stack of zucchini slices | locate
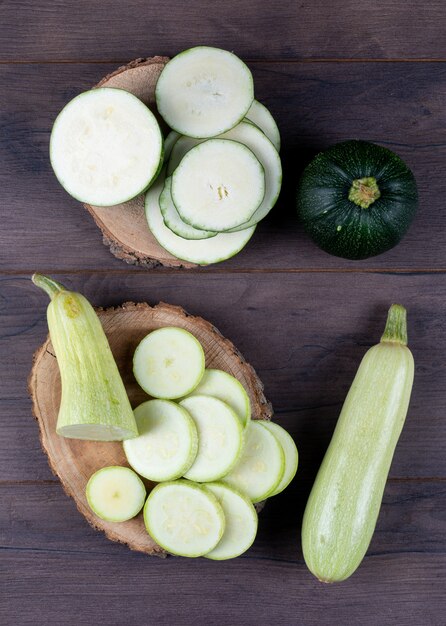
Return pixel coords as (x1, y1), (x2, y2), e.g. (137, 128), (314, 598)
(86, 326), (298, 560)
(147, 46), (282, 265)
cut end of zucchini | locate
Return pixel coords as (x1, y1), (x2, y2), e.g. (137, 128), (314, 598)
(133, 326), (205, 399)
(86, 466), (146, 522)
(57, 423), (138, 441)
(156, 46), (254, 138)
(144, 480), (225, 557)
(50, 87), (163, 206)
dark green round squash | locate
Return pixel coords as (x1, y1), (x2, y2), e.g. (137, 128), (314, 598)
(296, 140), (418, 260)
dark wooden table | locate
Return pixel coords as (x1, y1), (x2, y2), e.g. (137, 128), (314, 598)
(1, 2), (445, 624)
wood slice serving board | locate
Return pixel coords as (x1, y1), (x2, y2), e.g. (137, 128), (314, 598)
(83, 57), (201, 269)
(29, 302), (272, 556)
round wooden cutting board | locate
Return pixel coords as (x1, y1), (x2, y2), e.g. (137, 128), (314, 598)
(83, 57), (202, 269)
(29, 302), (272, 556)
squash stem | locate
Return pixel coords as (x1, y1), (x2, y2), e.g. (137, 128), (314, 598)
(32, 273), (66, 300)
(348, 177), (381, 209)
(380, 304), (408, 346)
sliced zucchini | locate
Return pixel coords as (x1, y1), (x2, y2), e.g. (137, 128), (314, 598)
(144, 480), (225, 557)
(145, 170), (256, 265)
(171, 139), (265, 231)
(245, 99), (281, 152)
(50, 87), (163, 206)
(133, 327), (205, 399)
(123, 400), (198, 481)
(180, 396), (244, 482)
(204, 482), (258, 560)
(86, 466), (146, 522)
(160, 177), (217, 240)
(155, 46), (254, 139)
(259, 421), (298, 496)
(167, 122), (281, 230)
(163, 130), (180, 162)
(222, 420), (285, 503)
(186, 368), (251, 427)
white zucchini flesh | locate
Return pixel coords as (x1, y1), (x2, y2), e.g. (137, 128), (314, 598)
(160, 177), (217, 240)
(50, 87), (163, 206)
(163, 130), (180, 162)
(185, 368), (251, 427)
(155, 46), (254, 139)
(168, 122), (281, 230)
(145, 170), (256, 265)
(171, 139), (265, 231)
(204, 483), (258, 560)
(86, 466), (146, 523)
(133, 327), (205, 399)
(245, 100), (281, 152)
(180, 396), (244, 482)
(222, 420), (285, 503)
(123, 400), (198, 481)
(144, 480), (225, 557)
(259, 421), (298, 495)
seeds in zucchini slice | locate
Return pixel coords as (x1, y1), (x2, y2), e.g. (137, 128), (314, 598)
(155, 46), (254, 138)
(160, 177), (217, 240)
(204, 482), (258, 560)
(180, 396), (244, 482)
(133, 327), (205, 399)
(145, 169), (256, 265)
(86, 466), (146, 523)
(245, 99), (281, 152)
(185, 368), (251, 427)
(259, 421), (298, 495)
(50, 87), (163, 206)
(171, 139), (265, 232)
(222, 420), (285, 503)
(123, 400), (198, 481)
(144, 480), (225, 557)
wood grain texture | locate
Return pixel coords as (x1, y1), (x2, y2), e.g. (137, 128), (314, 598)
(0, 0), (445, 61)
(28, 301), (271, 555)
(1, 61), (445, 271)
(2, 272), (446, 482)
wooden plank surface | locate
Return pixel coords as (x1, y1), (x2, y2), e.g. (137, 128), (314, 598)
(1, 1), (446, 624)
(0, 1), (445, 61)
(1, 62), (445, 271)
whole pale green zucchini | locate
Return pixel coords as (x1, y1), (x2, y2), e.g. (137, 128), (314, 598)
(302, 304), (414, 582)
(33, 274), (138, 441)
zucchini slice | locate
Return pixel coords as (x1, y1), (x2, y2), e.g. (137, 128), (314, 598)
(180, 395), (244, 482)
(185, 368), (251, 427)
(160, 177), (217, 240)
(86, 466), (146, 522)
(133, 327), (205, 399)
(222, 420), (285, 503)
(123, 400), (198, 481)
(245, 100), (281, 152)
(163, 130), (180, 163)
(144, 480), (225, 557)
(204, 482), (258, 560)
(167, 122), (281, 230)
(259, 421), (298, 495)
(145, 170), (256, 265)
(155, 46), (254, 138)
(50, 87), (163, 206)
(171, 139), (265, 231)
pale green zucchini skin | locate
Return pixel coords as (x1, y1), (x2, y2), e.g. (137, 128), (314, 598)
(301, 305), (414, 583)
(32, 274), (138, 441)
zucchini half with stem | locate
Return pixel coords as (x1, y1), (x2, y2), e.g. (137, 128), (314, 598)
(32, 273), (138, 441)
